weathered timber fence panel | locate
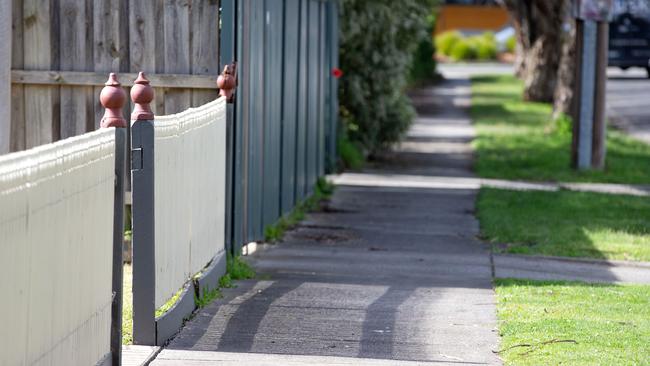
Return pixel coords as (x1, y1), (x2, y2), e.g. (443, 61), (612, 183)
(228, 0), (339, 252)
(131, 81), (228, 345)
(0, 127), (122, 366)
(9, 0), (220, 152)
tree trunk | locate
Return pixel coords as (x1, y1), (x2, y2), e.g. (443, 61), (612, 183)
(553, 12), (576, 120)
(499, 0), (566, 103)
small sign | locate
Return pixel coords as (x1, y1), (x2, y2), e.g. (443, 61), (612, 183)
(574, 0), (614, 21)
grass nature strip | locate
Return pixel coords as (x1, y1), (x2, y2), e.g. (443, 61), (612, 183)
(471, 75), (650, 184)
(494, 279), (650, 366)
(477, 188), (650, 261)
(472, 75), (650, 262)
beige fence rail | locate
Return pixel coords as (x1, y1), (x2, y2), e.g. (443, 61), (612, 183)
(153, 97), (227, 308)
(0, 128), (117, 366)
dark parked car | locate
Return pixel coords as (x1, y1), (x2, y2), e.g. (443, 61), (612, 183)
(609, 0), (650, 76)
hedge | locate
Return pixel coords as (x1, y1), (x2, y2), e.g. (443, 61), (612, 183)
(339, 0), (437, 156)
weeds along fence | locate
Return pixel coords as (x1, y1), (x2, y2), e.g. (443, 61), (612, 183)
(0, 114), (126, 365)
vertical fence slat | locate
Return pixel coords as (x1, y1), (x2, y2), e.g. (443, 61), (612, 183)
(262, 0), (283, 228)
(0, 0), (11, 154)
(306, 0), (319, 192)
(23, 0), (59, 148)
(59, 0), (93, 138)
(295, 0), (308, 201)
(93, 0), (129, 128)
(163, 0), (191, 114)
(327, 0), (339, 172)
(247, 0), (265, 240)
(9, 0), (24, 152)
(281, 0), (299, 214)
(234, 0), (250, 249)
(318, 1), (326, 177)
(190, 0), (220, 107)
(129, 0), (163, 115)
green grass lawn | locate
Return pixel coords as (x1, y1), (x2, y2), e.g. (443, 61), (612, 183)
(477, 188), (650, 261)
(495, 279), (650, 366)
(471, 75), (650, 184)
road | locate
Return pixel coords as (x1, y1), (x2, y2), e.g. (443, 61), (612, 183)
(438, 63), (650, 145)
(606, 67), (650, 144)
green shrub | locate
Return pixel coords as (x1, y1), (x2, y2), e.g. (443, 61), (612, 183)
(474, 34), (497, 60)
(506, 35), (517, 53)
(450, 38), (476, 61)
(339, 0), (437, 155)
(409, 13), (438, 85)
(435, 31), (462, 57)
(337, 135), (364, 170)
(445, 32), (497, 61)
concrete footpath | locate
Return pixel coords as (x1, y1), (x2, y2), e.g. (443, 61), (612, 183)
(151, 78), (502, 365)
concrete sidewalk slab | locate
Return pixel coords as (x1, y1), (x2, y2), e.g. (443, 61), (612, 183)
(494, 253), (650, 284)
(153, 78), (502, 365)
(122, 345), (160, 366)
(153, 349), (486, 365)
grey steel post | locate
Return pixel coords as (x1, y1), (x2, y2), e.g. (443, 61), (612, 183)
(111, 128), (126, 365)
(220, 0), (237, 255)
(130, 72), (157, 346)
(592, 21), (609, 169)
(99, 73), (127, 366)
(577, 19), (597, 170)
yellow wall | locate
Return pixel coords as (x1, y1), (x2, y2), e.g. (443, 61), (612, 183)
(435, 5), (510, 35)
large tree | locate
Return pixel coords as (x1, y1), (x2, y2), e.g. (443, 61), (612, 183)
(500, 0), (567, 103)
(553, 15), (576, 121)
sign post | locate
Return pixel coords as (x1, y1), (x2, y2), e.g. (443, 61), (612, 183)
(572, 0), (613, 170)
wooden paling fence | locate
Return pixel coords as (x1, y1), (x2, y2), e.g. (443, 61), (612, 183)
(9, 0), (220, 152)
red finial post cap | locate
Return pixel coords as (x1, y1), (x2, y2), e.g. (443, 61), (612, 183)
(131, 72), (155, 121)
(217, 62), (237, 103)
(100, 73), (127, 128)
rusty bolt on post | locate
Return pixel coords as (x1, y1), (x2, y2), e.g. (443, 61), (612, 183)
(100, 73), (127, 128)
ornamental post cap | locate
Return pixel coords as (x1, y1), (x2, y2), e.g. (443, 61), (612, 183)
(130, 72), (155, 121)
(99, 73), (127, 128)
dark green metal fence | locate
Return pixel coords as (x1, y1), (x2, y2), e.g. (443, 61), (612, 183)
(222, 0), (339, 254)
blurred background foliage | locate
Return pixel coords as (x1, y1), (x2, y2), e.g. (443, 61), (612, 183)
(435, 31), (508, 61)
(338, 0), (438, 166)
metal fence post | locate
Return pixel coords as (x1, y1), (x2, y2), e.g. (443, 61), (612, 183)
(99, 73), (127, 366)
(130, 72), (157, 346)
(219, 0), (237, 253)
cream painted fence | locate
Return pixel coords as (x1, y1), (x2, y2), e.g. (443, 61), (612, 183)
(131, 96), (227, 345)
(0, 128), (118, 366)
(154, 97), (227, 307)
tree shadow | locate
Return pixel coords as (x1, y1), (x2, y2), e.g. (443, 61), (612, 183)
(358, 285), (418, 359)
(479, 188), (650, 262)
